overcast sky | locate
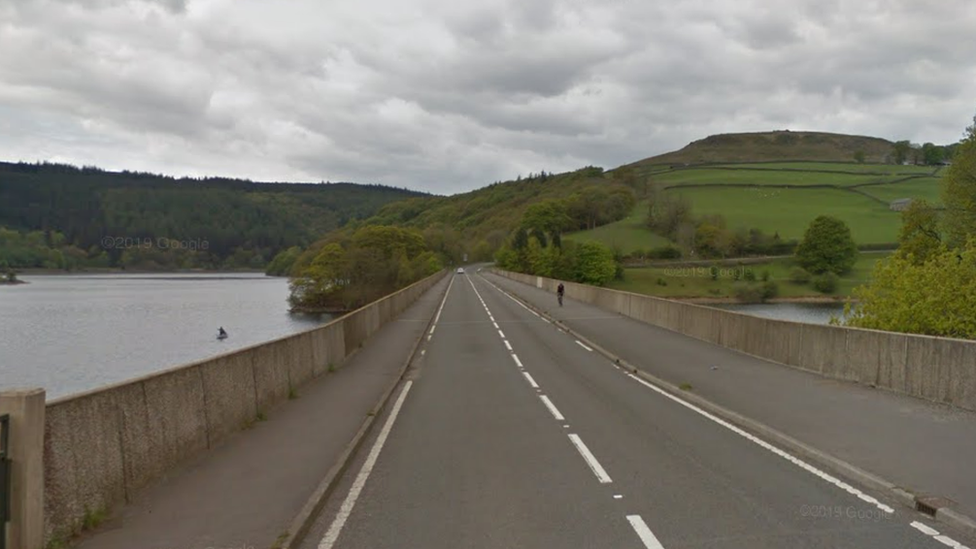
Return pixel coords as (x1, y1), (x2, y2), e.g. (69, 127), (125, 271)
(2, 0), (975, 194)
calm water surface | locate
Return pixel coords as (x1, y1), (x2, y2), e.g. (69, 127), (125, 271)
(0, 274), (329, 399)
(711, 302), (850, 325)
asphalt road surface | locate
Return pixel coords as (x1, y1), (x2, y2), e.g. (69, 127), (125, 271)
(300, 269), (973, 549)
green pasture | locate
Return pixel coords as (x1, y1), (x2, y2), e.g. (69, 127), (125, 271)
(650, 168), (880, 188)
(571, 161), (945, 251)
(708, 162), (940, 175)
(610, 252), (889, 299)
(563, 201), (669, 253)
(665, 186), (900, 244)
(857, 177), (943, 204)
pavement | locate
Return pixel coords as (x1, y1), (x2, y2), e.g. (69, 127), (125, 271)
(298, 268), (976, 549)
(72, 273), (452, 549)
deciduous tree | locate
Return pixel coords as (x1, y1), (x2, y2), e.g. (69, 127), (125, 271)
(794, 215), (858, 274)
(941, 113), (976, 248)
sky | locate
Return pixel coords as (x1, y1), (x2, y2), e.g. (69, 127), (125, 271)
(2, 0), (975, 194)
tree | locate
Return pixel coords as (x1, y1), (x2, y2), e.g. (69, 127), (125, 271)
(853, 150), (866, 163)
(647, 193), (692, 239)
(573, 241), (617, 286)
(794, 216), (858, 274)
(897, 199), (942, 265)
(693, 223), (724, 257)
(941, 113), (976, 249)
(522, 200), (572, 243)
(892, 140), (912, 164)
(266, 246), (303, 276)
(841, 239), (976, 339)
(922, 143), (945, 165)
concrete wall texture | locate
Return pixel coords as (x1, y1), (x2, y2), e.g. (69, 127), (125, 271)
(492, 269), (976, 413)
(41, 270), (447, 545)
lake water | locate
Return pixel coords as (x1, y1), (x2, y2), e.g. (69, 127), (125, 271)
(0, 274), (330, 400)
(710, 302), (850, 325)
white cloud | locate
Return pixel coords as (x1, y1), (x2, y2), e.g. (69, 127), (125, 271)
(1, 0), (975, 193)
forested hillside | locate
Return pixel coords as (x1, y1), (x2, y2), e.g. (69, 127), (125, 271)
(0, 162), (425, 270)
(355, 166), (638, 260)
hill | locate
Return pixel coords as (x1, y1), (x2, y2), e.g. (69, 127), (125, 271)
(567, 160), (943, 255)
(357, 166), (638, 258)
(0, 161), (426, 270)
(629, 131), (897, 169)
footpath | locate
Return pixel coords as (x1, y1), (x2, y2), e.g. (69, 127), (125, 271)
(73, 275), (450, 549)
(484, 270), (976, 538)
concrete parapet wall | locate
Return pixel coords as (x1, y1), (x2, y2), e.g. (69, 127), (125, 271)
(491, 268), (976, 413)
(42, 269), (447, 545)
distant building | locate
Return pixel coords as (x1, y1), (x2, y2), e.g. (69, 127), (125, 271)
(890, 198), (912, 211)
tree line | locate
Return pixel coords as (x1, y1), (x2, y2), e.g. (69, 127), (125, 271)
(0, 161), (423, 270)
(841, 112), (976, 338)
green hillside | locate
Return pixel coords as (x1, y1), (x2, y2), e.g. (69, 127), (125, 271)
(360, 167), (638, 256)
(567, 160), (945, 254)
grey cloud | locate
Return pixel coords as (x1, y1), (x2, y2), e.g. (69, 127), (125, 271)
(1, 0), (975, 193)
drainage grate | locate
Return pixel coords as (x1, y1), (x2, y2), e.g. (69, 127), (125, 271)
(916, 500), (938, 517)
(914, 495), (953, 518)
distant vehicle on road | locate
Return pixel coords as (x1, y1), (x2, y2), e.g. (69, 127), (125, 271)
(456, 267), (465, 274)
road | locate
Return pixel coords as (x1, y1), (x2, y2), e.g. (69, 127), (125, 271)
(299, 268), (973, 549)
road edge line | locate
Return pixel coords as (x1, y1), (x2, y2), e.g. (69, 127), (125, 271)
(480, 271), (976, 542)
(277, 272), (451, 549)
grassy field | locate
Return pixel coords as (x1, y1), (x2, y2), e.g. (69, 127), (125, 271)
(665, 186), (900, 243)
(649, 167), (885, 187)
(707, 162), (940, 175)
(857, 176), (943, 204)
(609, 252), (888, 299)
(569, 161), (943, 251)
(563, 201), (670, 252)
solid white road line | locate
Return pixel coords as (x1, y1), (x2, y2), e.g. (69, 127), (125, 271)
(568, 434), (612, 484)
(432, 276), (454, 326)
(576, 340), (593, 352)
(626, 515), (666, 549)
(512, 354), (524, 368)
(539, 395), (565, 421)
(522, 372), (540, 389)
(626, 374), (902, 520)
(318, 381), (414, 549)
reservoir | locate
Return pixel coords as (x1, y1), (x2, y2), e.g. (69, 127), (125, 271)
(710, 302), (850, 325)
(0, 273), (329, 399)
